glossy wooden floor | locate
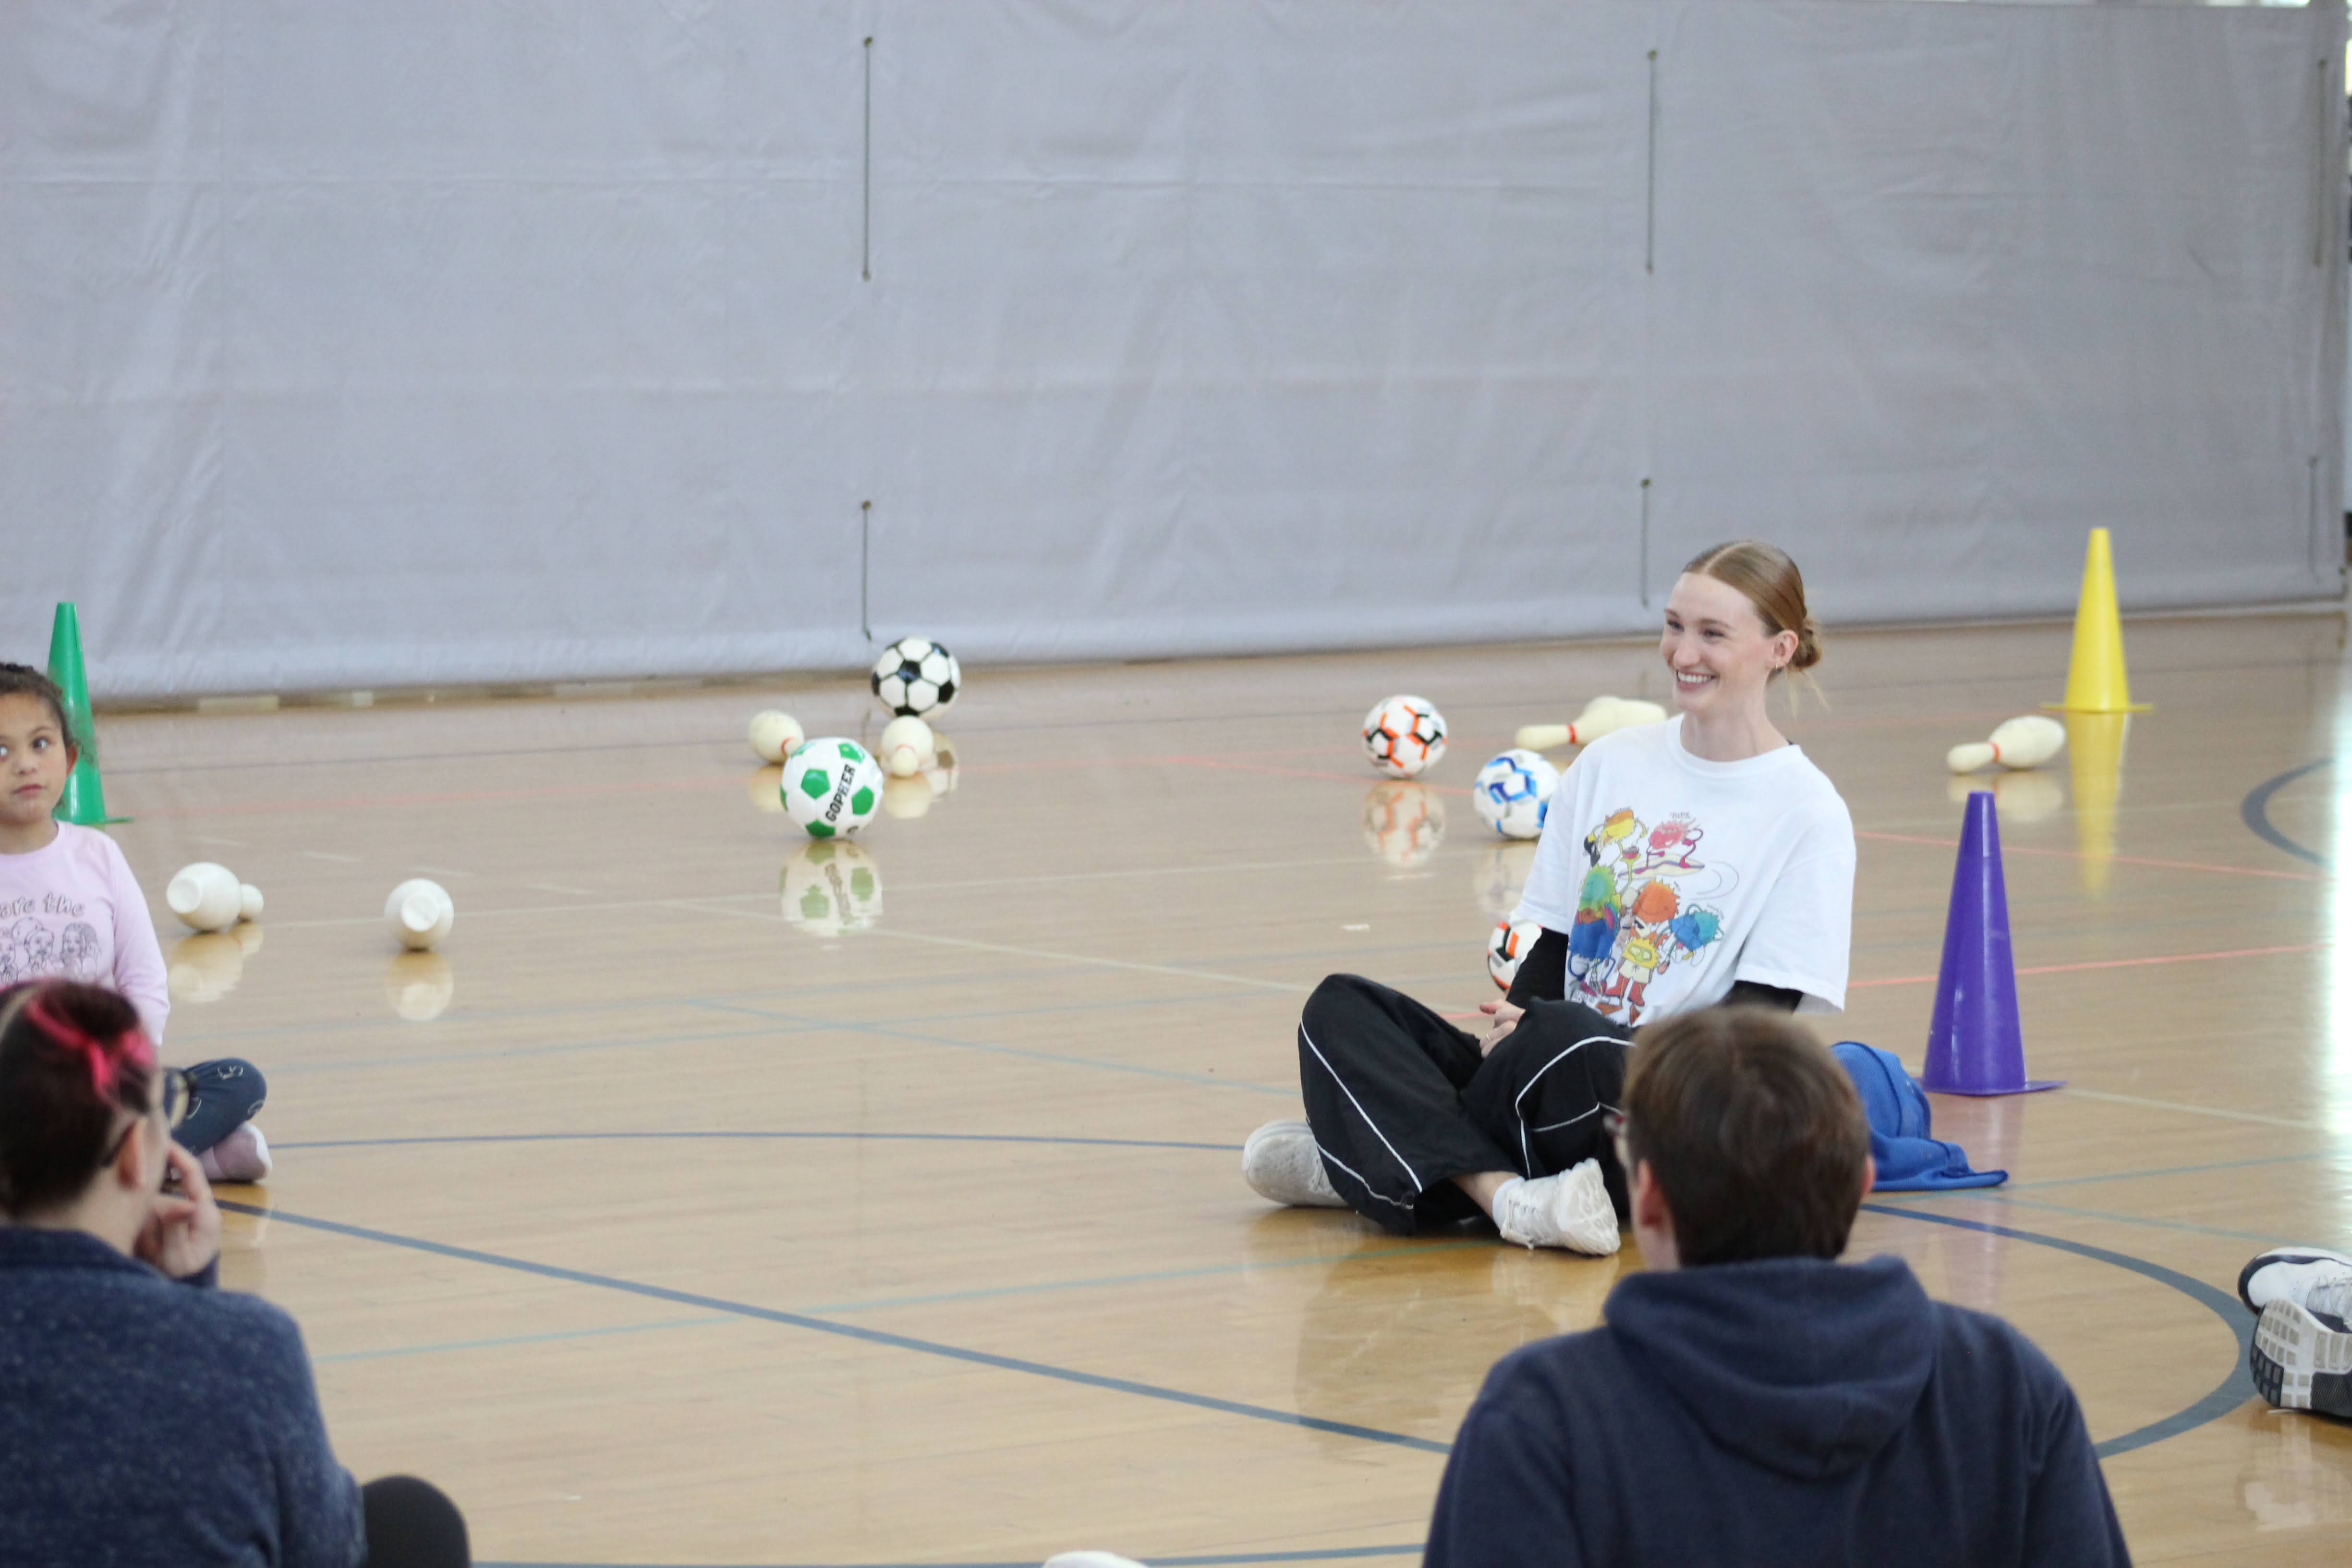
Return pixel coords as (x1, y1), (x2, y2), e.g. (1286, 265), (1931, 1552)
(92, 610), (2351, 1567)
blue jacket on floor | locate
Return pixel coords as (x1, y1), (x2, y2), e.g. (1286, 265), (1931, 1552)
(1425, 1255), (2129, 1568)
(0, 1226), (363, 1567)
(1834, 1040), (2007, 1191)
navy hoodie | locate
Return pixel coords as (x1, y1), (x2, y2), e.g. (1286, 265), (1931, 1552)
(0, 1227), (364, 1566)
(1426, 1256), (2128, 1568)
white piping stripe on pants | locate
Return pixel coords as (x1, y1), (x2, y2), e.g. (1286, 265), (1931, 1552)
(1299, 1020), (1425, 1193)
(1512, 1033), (1626, 1175)
(1315, 1141), (1418, 1214)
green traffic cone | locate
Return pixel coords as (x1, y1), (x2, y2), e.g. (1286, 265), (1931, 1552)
(44, 603), (126, 826)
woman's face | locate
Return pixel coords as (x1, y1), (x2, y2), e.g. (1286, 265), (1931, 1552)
(1659, 572), (1796, 721)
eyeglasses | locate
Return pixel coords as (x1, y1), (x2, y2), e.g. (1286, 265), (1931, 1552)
(97, 1068), (193, 1168)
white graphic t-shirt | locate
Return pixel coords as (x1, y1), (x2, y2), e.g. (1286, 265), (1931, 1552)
(1513, 716), (1855, 1024)
(0, 823), (171, 1043)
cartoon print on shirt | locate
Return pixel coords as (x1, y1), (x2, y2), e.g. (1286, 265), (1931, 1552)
(0, 917), (60, 987)
(1572, 805), (1729, 1026)
(54, 923), (103, 982)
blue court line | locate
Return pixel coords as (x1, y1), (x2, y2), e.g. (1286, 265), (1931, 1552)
(214, 1200), (1453, 1458)
(2239, 757), (2335, 868)
(1858, 1202), (2251, 1459)
(314, 1315), (735, 1364)
(230, 1182), (2247, 1469)
(2008, 1151), (2345, 1192)
(1967, 1193), (2299, 1247)
(268, 1021), (828, 1076)
(481, 1549), (1425, 1568)
(275, 1131), (1245, 1154)
(263, 987), (1300, 1087)
(686, 998), (1295, 1096)
(315, 1238), (1487, 1363)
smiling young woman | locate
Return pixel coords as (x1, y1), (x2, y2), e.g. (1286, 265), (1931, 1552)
(1240, 541), (1856, 1255)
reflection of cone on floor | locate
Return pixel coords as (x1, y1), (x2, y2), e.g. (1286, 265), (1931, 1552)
(2044, 529), (2151, 715)
(1922, 792), (2062, 1096)
(44, 603), (128, 826)
(2064, 711), (2131, 898)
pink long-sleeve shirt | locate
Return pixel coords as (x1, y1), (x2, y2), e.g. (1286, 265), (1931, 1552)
(0, 824), (171, 1045)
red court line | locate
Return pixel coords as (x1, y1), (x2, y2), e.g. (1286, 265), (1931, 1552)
(1163, 755), (1474, 796)
(1849, 940), (2332, 990)
(1855, 829), (2323, 884)
(137, 775), (734, 818)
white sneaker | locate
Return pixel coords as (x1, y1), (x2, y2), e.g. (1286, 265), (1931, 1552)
(199, 1122), (272, 1185)
(1241, 1120), (1346, 1208)
(1492, 1160), (1621, 1255)
(2238, 1247), (2352, 1315)
(2253, 1298), (2352, 1418)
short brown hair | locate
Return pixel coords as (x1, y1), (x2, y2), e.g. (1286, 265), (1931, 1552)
(1682, 541), (1821, 674)
(1620, 1008), (1869, 1266)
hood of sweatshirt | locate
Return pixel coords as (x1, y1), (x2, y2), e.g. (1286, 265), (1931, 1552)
(1604, 1254), (1937, 1483)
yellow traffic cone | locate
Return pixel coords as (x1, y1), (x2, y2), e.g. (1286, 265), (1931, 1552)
(2043, 529), (2151, 714)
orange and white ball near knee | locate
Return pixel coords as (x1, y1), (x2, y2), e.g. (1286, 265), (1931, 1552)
(1363, 695), (1447, 778)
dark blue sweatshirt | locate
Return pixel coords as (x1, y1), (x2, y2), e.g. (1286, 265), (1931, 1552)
(1426, 1255), (2129, 1568)
(0, 1226), (364, 1567)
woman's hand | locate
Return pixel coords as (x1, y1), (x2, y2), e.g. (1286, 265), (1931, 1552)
(136, 1143), (221, 1282)
(1478, 999), (1525, 1057)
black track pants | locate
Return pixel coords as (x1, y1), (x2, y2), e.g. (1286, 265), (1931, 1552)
(1295, 973), (1633, 1236)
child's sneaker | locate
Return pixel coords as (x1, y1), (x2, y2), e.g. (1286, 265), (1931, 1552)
(2252, 1297), (2352, 1419)
(2238, 1246), (2352, 1315)
(1492, 1160), (1621, 1255)
(199, 1123), (272, 1185)
(1241, 1120), (1346, 1208)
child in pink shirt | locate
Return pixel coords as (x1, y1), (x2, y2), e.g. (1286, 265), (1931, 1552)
(0, 664), (271, 1182)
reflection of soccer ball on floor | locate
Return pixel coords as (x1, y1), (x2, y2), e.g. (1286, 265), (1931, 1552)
(1362, 695), (1446, 778)
(784, 739), (884, 839)
(872, 637), (960, 719)
(1362, 781), (1447, 868)
(1469, 840), (1539, 920)
(782, 841), (884, 936)
(1472, 749), (1560, 840)
(1487, 919), (1542, 992)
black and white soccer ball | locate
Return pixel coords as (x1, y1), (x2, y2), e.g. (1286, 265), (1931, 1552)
(870, 637), (960, 719)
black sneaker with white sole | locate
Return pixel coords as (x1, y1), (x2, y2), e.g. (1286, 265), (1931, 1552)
(2251, 1297), (2352, 1419)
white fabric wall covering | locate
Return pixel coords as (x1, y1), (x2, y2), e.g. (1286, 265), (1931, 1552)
(1, 0), (2340, 699)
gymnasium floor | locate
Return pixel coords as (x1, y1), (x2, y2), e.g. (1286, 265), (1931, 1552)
(95, 609), (2349, 1566)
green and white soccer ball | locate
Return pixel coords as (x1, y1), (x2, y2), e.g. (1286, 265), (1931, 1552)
(783, 737), (884, 839)
(781, 841), (884, 936)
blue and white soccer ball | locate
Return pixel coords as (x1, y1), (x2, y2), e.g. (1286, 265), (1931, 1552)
(1472, 749), (1561, 840)
(872, 637), (960, 719)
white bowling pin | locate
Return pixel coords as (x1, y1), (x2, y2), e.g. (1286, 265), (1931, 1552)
(238, 884), (264, 922)
(878, 715), (936, 778)
(1947, 714), (2068, 773)
(167, 863), (244, 933)
(1514, 694), (1665, 752)
(748, 710), (806, 764)
(383, 878), (455, 951)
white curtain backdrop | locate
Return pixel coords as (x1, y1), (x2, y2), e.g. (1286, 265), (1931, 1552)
(2, 0), (2341, 699)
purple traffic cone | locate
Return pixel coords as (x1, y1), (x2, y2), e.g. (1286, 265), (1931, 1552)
(1921, 791), (2061, 1096)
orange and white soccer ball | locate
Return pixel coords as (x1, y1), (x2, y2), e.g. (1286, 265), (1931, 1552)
(1487, 918), (1543, 992)
(1362, 694), (1447, 778)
